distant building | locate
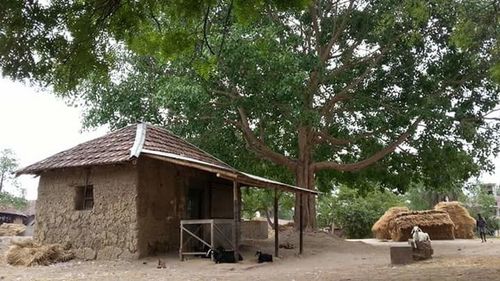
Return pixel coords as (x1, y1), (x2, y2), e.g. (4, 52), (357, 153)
(0, 209), (27, 225)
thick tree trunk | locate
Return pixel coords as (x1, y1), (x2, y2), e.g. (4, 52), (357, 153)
(294, 127), (317, 230)
(294, 164), (316, 230)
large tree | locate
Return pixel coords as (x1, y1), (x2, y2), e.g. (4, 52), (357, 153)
(1, 0), (499, 228)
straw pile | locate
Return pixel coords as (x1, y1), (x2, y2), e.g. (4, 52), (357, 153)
(372, 207), (410, 239)
(0, 223), (26, 236)
(434, 201), (476, 239)
(389, 210), (455, 241)
(6, 239), (74, 266)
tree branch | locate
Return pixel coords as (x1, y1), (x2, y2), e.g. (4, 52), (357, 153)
(235, 107), (297, 170)
(320, 49), (386, 117)
(312, 117), (422, 172)
(313, 130), (351, 146)
(312, 129), (380, 146)
(217, 0), (233, 57)
(309, 1), (322, 56)
(203, 6), (216, 55)
(320, 0), (355, 62)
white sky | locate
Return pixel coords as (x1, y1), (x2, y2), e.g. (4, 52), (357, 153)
(0, 78), (107, 199)
(0, 77), (498, 200)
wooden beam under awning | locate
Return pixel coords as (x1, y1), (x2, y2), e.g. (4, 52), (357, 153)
(141, 153), (319, 195)
(217, 172), (319, 195)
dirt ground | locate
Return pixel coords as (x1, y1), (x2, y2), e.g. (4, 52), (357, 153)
(1, 231), (500, 281)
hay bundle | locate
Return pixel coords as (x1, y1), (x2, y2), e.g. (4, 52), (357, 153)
(389, 210), (455, 241)
(6, 239), (74, 266)
(434, 201), (476, 239)
(0, 223), (26, 236)
(372, 207), (410, 239)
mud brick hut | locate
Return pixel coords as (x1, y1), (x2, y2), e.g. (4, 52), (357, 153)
(17, 123), (317, 260)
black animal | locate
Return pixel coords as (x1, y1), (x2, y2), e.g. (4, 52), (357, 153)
(208, 247), (243, 264)
(255, 251), (273, 263)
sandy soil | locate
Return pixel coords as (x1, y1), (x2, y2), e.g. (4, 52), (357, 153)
(1, 232), (499, 281)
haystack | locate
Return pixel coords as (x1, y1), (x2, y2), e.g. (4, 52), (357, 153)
(434, 201), (476, 239)
(0, 223), (26, 236)
(6, 239), (74, 266)
(372, 207), (410, 239)
(389, 210), (455, 241)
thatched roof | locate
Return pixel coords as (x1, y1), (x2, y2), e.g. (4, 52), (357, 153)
(372, 206), (409, 240)
(434, 201), (476, 239)
(17, 123), (318, 195)
(389, 210), (456, 241)
(391, 210), (454, 229)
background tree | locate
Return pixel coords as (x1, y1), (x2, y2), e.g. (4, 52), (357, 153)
(1, 0), (499, 229)
(0, 192), (28, 211)
(404, 182), (466, 210)
(464, 182), (500, 234)
(465, 183), (497, 217)
(0, 148), (19, 193)
(241, 188), (295, 226)
(317, 185), (404, 238)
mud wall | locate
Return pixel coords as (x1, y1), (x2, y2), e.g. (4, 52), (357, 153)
(136, 157), (186, 256)
(136, 157), (234, 256)
(35, 165), (139, 260)
(210, 183), (233, 219)
(241, 220), (268, 240)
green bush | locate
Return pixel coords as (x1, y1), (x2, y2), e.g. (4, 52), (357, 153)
(318, 185), (404, 238)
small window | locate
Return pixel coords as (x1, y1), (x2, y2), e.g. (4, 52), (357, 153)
(75, 185), (94, 210)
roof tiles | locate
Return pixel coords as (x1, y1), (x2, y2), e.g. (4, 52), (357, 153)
(17, 124), (231, 174)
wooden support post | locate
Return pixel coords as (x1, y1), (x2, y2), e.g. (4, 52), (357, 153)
(233, 181), (241, 262)
(179, 221), (184, 261)
(299, 192), (303, 255)
(274, 187), (279, 258)
(210, 220), (214, 261)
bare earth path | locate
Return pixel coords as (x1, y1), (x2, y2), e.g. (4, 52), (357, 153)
(1, 233), (500, 281)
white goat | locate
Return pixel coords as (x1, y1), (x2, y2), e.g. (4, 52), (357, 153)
(409, 226), (430, 249)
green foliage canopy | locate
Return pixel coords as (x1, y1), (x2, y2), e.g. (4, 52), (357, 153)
(1, 0), (499, 227)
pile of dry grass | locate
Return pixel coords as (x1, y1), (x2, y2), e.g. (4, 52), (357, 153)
(435, 201), (476, 239)
(372, 207), (410, 240)
(389, 210), (455, 241)
(0, 223), (26, 236)
(6, 239), (74, 266)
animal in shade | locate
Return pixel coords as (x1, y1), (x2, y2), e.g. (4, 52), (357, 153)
(208, 247), (243, 264)
(255, 251), (273, 263)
